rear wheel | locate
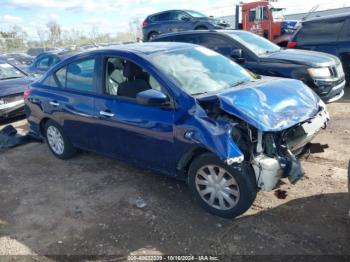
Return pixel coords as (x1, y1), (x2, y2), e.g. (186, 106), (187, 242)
(45, 120), (76, 160)
(148, 31), (159, 41)
(188, 153), (257, 218)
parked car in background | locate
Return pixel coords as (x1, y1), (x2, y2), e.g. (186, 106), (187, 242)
(153, 30), (345, 103)
(0, 52), (34, 65)
(27, 50), (79, 76)
(26, 47), (59, 57)
(142, 9), (230, 41)
(288, 13), (350, 83)
(0, 60), (34, 119)
(25, 43), (329, 218)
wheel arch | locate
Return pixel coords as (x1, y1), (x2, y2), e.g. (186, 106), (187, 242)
(39, 117), (52, 136)
(176, 147), (212, 178)
(194, 25), (208, 30)
(147, 31), (159, 40)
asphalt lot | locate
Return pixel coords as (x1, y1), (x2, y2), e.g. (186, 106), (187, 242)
(0, 92), (349, 259)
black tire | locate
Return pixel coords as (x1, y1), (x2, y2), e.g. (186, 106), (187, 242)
(188, 153), (257, 218)
(44, 120), (76, 160)
(148, 32), (159, 41)
(195, 26), (208, 30)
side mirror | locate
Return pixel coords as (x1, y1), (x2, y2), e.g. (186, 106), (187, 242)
(230, 49), (245, 63)
(136, 89), (169, 106)
(181, 16), (191, 21)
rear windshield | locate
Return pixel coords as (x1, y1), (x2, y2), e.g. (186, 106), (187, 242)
(0, 63), (25, 80)
(296, 20), (344, 43)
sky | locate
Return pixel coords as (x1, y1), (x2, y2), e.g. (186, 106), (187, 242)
(0, 0), (350, 40)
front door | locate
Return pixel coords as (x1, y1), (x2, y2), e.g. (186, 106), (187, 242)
(94, 56), (176, 174)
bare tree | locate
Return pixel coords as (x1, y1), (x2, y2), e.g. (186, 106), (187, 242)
(46, 20), (61, 46)
(36, 28), (47, 48)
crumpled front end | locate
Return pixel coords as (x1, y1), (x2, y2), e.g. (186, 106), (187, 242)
(230, 100), (329, 191)
(195, 78), (329, 191)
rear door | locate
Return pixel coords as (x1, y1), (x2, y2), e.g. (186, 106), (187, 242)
(41, 57), (99, 151)
(155, 12), (172, 34)
(167, 11), (193, 32)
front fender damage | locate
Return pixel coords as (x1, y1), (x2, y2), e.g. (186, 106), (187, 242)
(179, 103), (244, 164)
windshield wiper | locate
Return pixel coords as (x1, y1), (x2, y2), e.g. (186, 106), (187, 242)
(232, 80), (248, 87)
(262, 50), (280, 55)
(191, 91), (208, 96)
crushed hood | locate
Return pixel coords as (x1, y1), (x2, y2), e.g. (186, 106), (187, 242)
(206, 78), (321, 132)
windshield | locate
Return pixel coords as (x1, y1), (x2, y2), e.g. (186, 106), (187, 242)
(0, 63), (25, 80)
(149, 46), (253, 96)
(272, 8), (285, 21)
(185, 10), (207, 18)
(227, 31), (280, 56)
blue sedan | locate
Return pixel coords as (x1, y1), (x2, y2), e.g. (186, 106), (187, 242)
(25, 43), (329, 218)
(26, 50), (79, 76)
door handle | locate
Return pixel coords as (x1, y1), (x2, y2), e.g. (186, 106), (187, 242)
(99, 110), (114, 117)
(49, 101), (60, 107)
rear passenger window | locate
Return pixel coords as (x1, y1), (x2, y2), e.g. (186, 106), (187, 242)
(198, 36), (234, 57)
(297, 20), (344, 43)
(56, 67), (67, 86)
(54, 59), (95, 92)
(43, 75), (57, 87)
(66, 59), (95, 91)
(152, 12), (170, 22)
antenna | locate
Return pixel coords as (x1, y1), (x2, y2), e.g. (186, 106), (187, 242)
(302, 4), (319, 21)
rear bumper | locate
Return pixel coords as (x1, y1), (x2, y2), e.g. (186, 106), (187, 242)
(0, 100), (25, 119)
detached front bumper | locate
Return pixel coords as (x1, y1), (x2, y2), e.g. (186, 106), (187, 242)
(0, 99), (25, 119)
(253, 106), (329, 191)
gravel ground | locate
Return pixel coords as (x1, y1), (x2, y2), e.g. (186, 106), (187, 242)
(0, 92), (349, 260)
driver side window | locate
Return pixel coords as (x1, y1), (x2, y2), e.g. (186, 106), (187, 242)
(105, 57), (165, 99)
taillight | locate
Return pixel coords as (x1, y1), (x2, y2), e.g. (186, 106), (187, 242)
(142, 20), (148, 28)
(23, 89), (32, 99)
(287, 41), (297, 48)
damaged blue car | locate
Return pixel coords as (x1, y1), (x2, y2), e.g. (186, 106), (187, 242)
(24, 43), (329, 218)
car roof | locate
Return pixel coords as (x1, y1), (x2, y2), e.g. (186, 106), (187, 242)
(303, 12), (350, 24)
(66, 42), (197, 58)
(148, 9), (193, 17)
(37, 50), (82, 60)
(153, 29), (244, 39)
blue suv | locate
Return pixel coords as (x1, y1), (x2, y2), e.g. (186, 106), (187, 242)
(142, 9), (230, 41)
(24, 43), (328, 218)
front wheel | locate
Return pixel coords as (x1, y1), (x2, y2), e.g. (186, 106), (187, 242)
(45, 120), (76, 160)
(188, 153), (257, 218)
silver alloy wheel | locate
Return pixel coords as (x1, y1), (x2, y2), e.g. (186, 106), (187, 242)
(47, 125), (64, 155)
(195, 165), (240, 210)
